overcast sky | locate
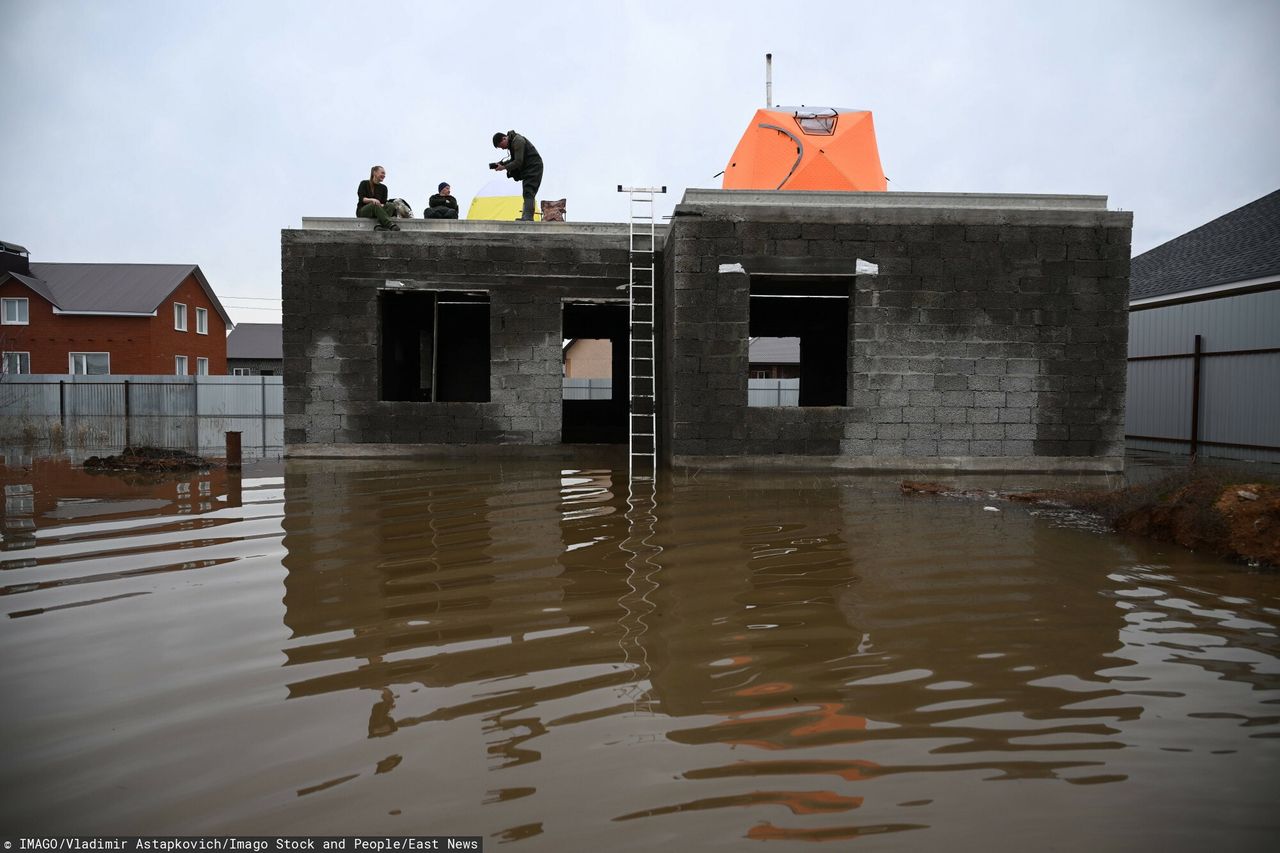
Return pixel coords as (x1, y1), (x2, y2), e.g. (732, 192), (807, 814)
(3, 0), (1278, 325)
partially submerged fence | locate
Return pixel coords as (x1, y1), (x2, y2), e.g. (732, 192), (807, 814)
(0, 375), (284, 453)
(1126, 334), (1280, 464)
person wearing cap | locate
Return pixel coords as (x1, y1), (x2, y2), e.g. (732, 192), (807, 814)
(491, 130), (543, 221)
(423, 182), (459, 219)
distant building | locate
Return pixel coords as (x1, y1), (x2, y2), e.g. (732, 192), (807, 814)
(1127, 189), (1280, 463)
(0, 242), (231, 376)
(227, 322), (283, 376)
(748, 336), (800, 379)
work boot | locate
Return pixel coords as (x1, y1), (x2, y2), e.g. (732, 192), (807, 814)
(388, 222), (401, 231)
(374, 224), (388, 231)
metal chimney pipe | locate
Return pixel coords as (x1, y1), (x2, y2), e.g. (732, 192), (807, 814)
(765, 53), (773, 107)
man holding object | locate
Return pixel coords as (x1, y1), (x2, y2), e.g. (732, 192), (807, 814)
(492, 130), (543, 221)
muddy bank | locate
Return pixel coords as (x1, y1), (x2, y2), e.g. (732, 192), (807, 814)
(903, 473), (1280, 570)
(83, 446), (216, 474)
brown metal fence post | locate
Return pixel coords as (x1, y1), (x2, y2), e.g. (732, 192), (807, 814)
(226, 431), (242, 470)
(1189, 334), (1202, 460)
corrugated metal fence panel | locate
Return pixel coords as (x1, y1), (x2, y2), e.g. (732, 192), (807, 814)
(748, 379), (800, 407)
(1127, 289), (1280, 463)
(0, 375), (284, 450)
(562, 379), (613, 400)
(1125, 358), (1193, 438)
(1129, 289), (1280, 356)
(65, 383), (127, 447)
(1199, 352), (1280, 448)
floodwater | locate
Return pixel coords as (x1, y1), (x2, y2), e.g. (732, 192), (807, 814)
(2, 452), (1278, 851)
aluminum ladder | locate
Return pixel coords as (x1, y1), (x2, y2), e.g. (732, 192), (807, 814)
(617, 185), (666, 481)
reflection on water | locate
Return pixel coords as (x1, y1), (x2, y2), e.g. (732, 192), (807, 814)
(2, 453), (1279, 850)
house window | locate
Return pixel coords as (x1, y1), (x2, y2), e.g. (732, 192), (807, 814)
(174, 303), (188, 331)
(748, 279), (850, 406)
(196, 357), (209, 376)
(196, 307), (208, 335)
(3, 352), (31, 375)
(175, 355), (188, 375)
(69, 352), (110, 375)
(232, 367), (251, 376)
(380, 290), (490, 402)
(2, 297), (29, 325)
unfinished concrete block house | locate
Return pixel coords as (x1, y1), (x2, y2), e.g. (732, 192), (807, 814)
(282, 188), (1131, 472)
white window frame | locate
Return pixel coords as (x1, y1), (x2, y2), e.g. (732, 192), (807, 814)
(174, 302), (188, 331)
(196, 357), (209, 376)
(232, 367), (251, 376)
(69, 352), (110, 375)
(195, 307), (208, 335)
(175, 355), (188, 375)
(2, 297), (29, 325)
(2, 351), (31, 375)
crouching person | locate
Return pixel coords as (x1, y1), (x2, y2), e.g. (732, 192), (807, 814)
(356, 165), (400, 231)
(423, 182), (459, 219)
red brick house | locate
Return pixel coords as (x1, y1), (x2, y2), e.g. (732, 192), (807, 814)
(1, 242), (231, 376)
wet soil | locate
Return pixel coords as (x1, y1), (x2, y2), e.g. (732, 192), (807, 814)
(904, 472), (1280, 569)
(83, 446), (215, 474)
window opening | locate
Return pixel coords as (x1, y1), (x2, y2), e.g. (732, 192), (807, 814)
(380, 290), (489, 402)
(748, 279), (849, 406)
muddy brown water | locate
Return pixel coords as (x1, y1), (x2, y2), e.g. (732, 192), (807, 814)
(2, 452), (1278, 850)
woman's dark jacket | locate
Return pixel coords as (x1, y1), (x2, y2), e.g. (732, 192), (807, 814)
(356, 180), (388, 214)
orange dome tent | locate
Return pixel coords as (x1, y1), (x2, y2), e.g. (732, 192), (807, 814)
(722, 107), (887, 192)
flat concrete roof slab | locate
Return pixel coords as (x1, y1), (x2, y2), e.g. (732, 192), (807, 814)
(300, 217), (666, 239)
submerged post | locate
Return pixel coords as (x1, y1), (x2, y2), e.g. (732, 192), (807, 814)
(226, 430), (242, 470)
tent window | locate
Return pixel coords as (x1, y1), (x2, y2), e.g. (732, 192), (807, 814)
(795, 112), (837, 135)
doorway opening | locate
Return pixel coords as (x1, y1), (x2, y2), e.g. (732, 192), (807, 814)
(562, 302), (628, 443)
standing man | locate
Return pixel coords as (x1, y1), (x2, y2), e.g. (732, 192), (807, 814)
(423, 182), (460, 219)
(491, 130), (543, 221)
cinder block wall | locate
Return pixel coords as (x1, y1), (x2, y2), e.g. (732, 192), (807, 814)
(664, 192), (1133, 471)
(281, 227), (629, 447)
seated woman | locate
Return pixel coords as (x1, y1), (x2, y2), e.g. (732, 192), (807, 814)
(356, 165), (400, 231)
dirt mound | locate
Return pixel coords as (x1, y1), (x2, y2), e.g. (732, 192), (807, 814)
(901, 473), (1280, 570)
(84, 447), (214, 473)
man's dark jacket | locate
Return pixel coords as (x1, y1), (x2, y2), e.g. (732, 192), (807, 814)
(502, 130), (543, 182)
(428, 193), (459, 213)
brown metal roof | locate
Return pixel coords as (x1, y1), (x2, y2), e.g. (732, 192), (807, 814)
(3, 263), (232, 325)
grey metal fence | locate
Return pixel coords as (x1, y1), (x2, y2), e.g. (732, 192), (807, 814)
(748, 378), (800, 407)
(562, 378), (613, 400)
(1126, 335), (1280, 464)
(0, 375), (283, 452)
